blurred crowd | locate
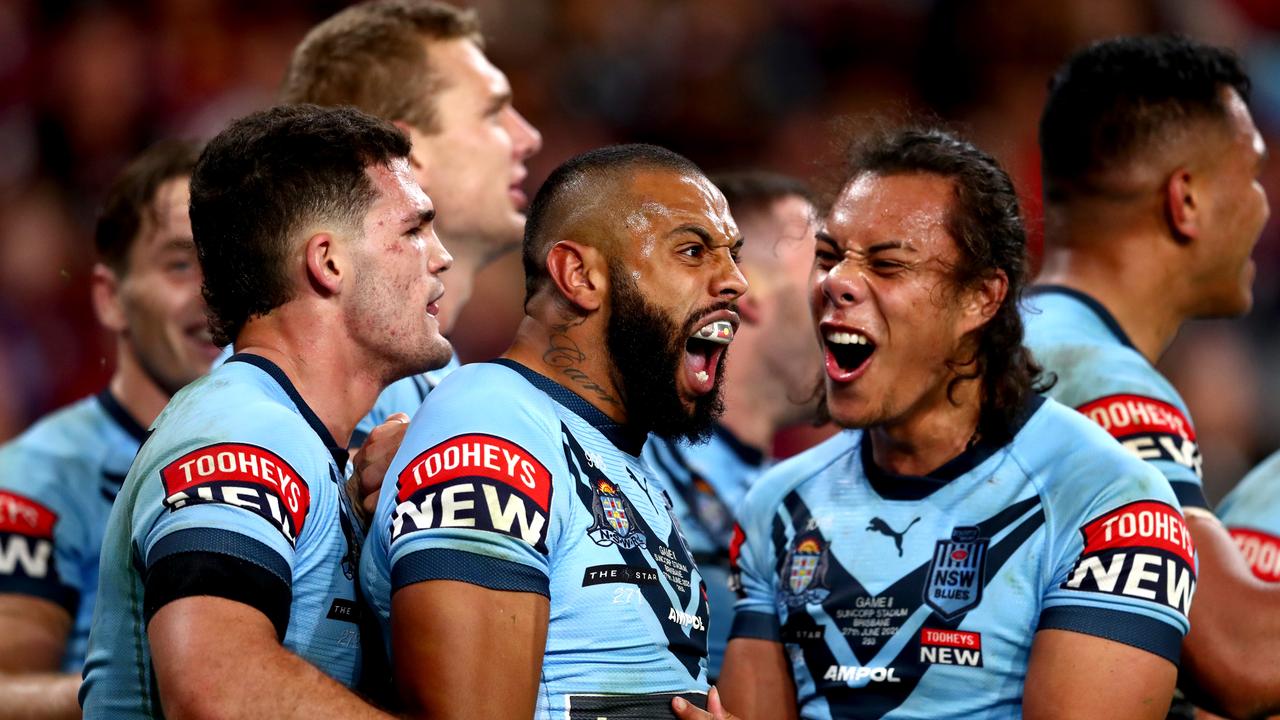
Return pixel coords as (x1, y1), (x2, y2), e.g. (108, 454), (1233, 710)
(1, 0), (1278, 502)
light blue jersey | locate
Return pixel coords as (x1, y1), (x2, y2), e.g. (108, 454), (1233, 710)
(80, 354), (368, 717)
(1218, 451), (1280, 581)
(1023, 286), (1207, 510)
(643, 427), (765, 679)
(0, 392), (146, 672)
(362, 359), (710, 718)
(730, 397), (1195, 719)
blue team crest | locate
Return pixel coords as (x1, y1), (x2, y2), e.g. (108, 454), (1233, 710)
(588, 478), (646, 550)
(781, 533), (830, 606)
(924, 526), (988, 620)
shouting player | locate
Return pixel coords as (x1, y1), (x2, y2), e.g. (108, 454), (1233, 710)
(1024, 35), (1277, 718)
(643, 171), (820, 680)
(0, 141), (216, 720)
(80, 105), (452, 718)
(282, 0), (541, 444)
(715, 127), (1195, 719)
(362, 144), (746, 718)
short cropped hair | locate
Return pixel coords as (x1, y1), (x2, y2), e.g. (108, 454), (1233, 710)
(280, 0), (481, 134)
(190, 104), (411, 345)
(1040, 34), (1250, 201)
(835, 126), (1045, 440)
(95, 139), (201, 275)
(522, 143), (707, 302)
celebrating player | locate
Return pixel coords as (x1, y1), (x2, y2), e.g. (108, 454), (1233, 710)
(0, 141), (215, 720)
(362, 144), (746, 718)
(715, 127), (1194, 719)
(281, 0), (541, 444)
(1218, 451), (1280, 582)
(79, 105), (452, 719)
(643, 171), (820, 680)
(1024, 35), (1277, 718)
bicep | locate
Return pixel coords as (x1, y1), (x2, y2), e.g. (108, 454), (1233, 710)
(717, 638), (797, 720)
(392, 580), (548, 720)
(1024, 629), (1175, 720)
(0, 594), (70, 672)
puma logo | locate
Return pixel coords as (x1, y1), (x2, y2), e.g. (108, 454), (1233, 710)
(866, 517), (920, 556)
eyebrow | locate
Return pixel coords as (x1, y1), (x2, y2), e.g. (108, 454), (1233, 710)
(812, 232), (916, 254)
(486, 90), (513, 115)
(403, 208), (436, 228)
(159, 238), (194, 252)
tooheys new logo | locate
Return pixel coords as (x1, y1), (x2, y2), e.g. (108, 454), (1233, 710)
(0, 490), (57, 579)
(1062, 500), (1196, 615)
(1076, 394), (1202, 478)
(160, 443), (310, 546)
(1228, 528), (1280, 582)
(392, 433), (551, 554)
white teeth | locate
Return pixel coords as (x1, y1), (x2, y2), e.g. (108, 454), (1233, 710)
(695, 370), (709, 383)
(692, 320), (734, 345)
(825, 330), (869, 345)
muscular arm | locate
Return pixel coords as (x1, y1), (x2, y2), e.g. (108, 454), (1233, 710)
(1178, 513), (1280, 718)
(148, 596), (392, 720)
(0, 596), (79, 720)
(716, 638), (798, 720)
(392, 580), (548, 720)
(1024, 629), (1176, 720)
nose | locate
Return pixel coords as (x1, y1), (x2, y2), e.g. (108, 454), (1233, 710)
(508, 108), (542, 161)
(430, 229), (453, 274)
(714, 253), (748, 302)
(821, 261), (862, 307)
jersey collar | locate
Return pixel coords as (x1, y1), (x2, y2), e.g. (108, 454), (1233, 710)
(225, 353), (349, 472)
(491, 358), (648, 457)
(1026, 284), (1138, 351)
(96, 390), (149, 443)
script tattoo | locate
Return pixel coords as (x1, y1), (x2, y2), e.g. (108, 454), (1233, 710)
(544, 317), (621, 408)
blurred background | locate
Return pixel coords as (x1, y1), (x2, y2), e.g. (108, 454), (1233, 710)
(0, 0), (1277, 503)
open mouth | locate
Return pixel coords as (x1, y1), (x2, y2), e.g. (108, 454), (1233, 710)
(824, 329), (875, 380)
(683, 319), (735, 394)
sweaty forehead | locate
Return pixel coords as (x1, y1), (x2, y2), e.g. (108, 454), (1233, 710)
(825, 172), (954, 248)
(621, 170), (735, 235)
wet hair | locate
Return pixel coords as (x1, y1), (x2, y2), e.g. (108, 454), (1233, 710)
(95, 139), (201, 275)
(189, 104), (411, 345)
(522, 143), (707, 303)
(834, 125), (1047, 440)
(280, 0), (482, 134)
(1040, 34), (1250, 201)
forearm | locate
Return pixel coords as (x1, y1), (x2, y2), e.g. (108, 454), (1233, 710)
(717, 639), (797, 720)
(0, 673), (80, 720)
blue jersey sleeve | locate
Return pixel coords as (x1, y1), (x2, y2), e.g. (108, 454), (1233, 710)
(1218, 451), (1280, 582)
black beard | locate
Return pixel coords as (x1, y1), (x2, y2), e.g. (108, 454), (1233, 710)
(605, 262), (727, 443)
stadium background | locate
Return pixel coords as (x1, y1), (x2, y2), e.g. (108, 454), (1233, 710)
(0, 0), (1276, 504)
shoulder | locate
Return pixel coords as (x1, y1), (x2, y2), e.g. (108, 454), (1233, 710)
(419, 362), (561, 430)
(740, 430), (859, 525)
(0, 397), (112, 497)
(1219, 450), (1280, 526)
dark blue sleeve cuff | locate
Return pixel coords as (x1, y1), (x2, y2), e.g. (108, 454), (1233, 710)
(0, 576), (79, 616)
(392, 548), (549, 597)
(148, 527), (291, 586)
(1172, 481), (1209, 512)
(729, 610), (781, 642)
(1038, 605), (1183, 665)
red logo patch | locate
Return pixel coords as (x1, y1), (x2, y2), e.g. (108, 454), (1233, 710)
(1076, 394), (1196, 442)
(160, 443), (310, 544)
(0, 491), (56, 538)
(397, 434), (550, 510)
(1229, 528), (1280, 582)
(921, 628), (981, 649)
(1079, 500), (1195, 565)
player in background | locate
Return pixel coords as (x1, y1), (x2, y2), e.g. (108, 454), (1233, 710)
(80, 105), (452, 719)
(363, 144), (746, 718)
(709, 127), (1193, 720)
(642, 171), (820, 680)
(0, 140), (216, 720)
(1218, 451), (1280, 583)
(281, 0), (542, 445)
(1023, 35), (1277, 718)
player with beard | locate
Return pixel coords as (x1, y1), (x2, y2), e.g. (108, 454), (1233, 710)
(80, 105), (452, 719)
(0, 140), (218, 720)
(1024, 36), (1279, 718)
(361, 144), (746, 719)
(703, 127), (1196, 720)
(643, 172), (821, 682)
(280, 0), (541, 446)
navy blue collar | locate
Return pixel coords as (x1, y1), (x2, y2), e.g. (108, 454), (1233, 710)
(712, 423), (766, 467)
(96, 390), (149, 443)
(225, 353), (349, 472)
(491, 359), (647, 457)
(863, 394), (1045, 501)
(1027, 284), (1138, 351)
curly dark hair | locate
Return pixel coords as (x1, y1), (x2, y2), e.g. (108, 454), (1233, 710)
(826, 125), (1048, 440)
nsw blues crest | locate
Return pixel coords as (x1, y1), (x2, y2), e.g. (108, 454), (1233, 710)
(924, 526), (988, 619)
(780, 532), (830, 606)
(588, 478), (646, 550)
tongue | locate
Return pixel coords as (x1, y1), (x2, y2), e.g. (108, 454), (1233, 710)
(685, 349), (710, 373)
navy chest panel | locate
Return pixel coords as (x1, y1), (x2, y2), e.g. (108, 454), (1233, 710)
(775, 491), (1045, 718)
(560, 424), (708, 678)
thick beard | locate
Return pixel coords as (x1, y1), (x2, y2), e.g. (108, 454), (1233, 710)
(605, 262), (727, 443)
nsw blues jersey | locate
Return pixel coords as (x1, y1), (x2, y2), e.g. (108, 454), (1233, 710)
(362, 359), (711, 718)
(0, 392), (146, 672)
(80, 354), (367, 717)
(730, 397), (1195, 719)
(1217, 451), (1280, 581)
(1023, 286), (1207, 510)
(643, 427), (765, 678)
